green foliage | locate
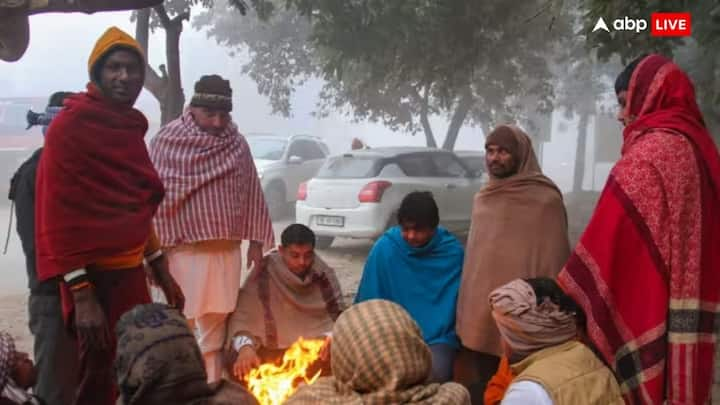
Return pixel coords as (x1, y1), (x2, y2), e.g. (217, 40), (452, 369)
(197, 0), (575, 149)
(582, 0), (720, 137)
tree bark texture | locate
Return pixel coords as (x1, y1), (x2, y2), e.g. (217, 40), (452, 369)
(573, 112), (589, 192)
(134, 5), (187, 125)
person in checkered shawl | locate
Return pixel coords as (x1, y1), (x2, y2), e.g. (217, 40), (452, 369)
(286, 300), (470, 404)
(0, 332), (42, 405)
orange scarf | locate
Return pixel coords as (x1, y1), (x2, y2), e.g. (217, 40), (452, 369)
(484, 356), (515, 405)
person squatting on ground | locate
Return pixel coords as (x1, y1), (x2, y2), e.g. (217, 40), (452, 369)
(114, 303), (258, 405)
(286, 299), (471, 404)
(485, 278), (623, 405)
(354, 191), (464, 383)
(0, 332), (42, 405)
(225, 224), (344, 381)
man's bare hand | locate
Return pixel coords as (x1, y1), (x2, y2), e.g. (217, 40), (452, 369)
(234, 346), (261, 381)
(149, 255), (185, 312)
(247, 241), (263, 272)
(72, 287), (110, 350)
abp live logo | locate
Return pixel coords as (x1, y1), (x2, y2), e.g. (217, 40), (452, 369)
(592, 13), (691, 37)
(651, 13), (691, 37)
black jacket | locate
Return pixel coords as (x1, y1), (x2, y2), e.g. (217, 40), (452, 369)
(8, 148), (57, 295)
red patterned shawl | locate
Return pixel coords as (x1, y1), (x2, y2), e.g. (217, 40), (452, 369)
(558, 54), (720, 404)
(149, 111), (274, 249)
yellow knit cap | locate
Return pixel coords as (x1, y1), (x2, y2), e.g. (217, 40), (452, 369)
(87, 26), (145, 80)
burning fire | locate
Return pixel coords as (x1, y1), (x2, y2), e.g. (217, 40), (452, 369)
(245, 337), (326, 405)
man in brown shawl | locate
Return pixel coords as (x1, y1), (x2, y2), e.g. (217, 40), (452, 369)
(225, 224), (345, 380)
(455, 124), (570, 399)
(286, 299), (470, 404)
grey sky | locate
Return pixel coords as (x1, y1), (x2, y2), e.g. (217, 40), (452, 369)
(0, 11), (488, 155)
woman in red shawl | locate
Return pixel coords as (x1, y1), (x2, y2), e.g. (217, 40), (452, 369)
(558, 54), (720, 404)
(35, 27), (184, 405)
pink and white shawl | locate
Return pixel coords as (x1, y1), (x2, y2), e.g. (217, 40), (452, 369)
(149, 111), (274, 249)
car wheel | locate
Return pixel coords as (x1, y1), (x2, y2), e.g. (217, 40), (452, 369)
(315, 236), (334, 249)
(266, 182), (287, 220)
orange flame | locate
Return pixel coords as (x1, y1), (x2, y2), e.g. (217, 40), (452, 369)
(245, 337), (326, 405)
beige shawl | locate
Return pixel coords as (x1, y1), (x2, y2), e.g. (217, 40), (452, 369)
(226, 251), (345, 350)
(456, 125), (570, 355)
(286, 300), (470, 404)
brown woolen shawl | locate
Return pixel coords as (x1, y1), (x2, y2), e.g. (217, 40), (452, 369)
(456, 125), (570, 355)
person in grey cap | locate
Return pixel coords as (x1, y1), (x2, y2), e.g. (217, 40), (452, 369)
(149, 75), (274, 383)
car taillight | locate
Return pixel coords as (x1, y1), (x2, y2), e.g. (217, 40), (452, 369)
(358, 181), (392, 203)
(297, 182), (308, 201)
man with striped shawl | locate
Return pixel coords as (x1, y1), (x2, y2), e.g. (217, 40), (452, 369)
(150, 74), (275, 383)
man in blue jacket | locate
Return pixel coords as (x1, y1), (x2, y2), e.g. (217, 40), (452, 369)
(355, 191), (464, 383)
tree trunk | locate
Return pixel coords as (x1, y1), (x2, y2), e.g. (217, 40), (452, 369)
(134, 6), (187, 125)
(136, 8), (166, 106)
(573, 112), (589, 192)
(420, 111), (437, 148)
(155, 5), (187, 124)
(418, 86), (437, 148)
(442, 91), (474, 150)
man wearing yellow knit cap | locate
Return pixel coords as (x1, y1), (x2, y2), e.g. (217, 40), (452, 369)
(35, 27), (184, 405)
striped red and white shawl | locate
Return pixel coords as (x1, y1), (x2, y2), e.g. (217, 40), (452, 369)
(149, 111), (274, 249)
(558, 55), (720, 404)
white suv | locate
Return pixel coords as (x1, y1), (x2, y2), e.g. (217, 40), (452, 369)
(246, 133), (330, 217)
(295, 147), (485, 248)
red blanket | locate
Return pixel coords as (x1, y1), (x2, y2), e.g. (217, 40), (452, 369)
(35, 84), (164, 280)
(558, 55), (720, 404)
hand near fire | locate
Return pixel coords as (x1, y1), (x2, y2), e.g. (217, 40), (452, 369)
(234, 345), (261, 380)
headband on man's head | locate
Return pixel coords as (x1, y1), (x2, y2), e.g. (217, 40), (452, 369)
(189, 75), (233, 112)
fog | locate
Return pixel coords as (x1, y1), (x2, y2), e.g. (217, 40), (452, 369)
(0, 7), (652, 294)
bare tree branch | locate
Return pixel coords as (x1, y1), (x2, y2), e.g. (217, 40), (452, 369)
(153, 4), (172, 28)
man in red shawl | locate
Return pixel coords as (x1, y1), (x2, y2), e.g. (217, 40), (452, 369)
(558, 54), (720, 404)
(35, 27), (184, 405)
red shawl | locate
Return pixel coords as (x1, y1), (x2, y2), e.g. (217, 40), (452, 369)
(35, 84), (165, 280)
(149, 110), (274, 249)
(558, 54), (720, 404)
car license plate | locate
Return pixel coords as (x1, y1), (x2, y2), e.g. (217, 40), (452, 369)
(316, 215), (344, 227)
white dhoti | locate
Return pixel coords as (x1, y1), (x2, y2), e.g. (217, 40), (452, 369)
(167, 240), (243, 383)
